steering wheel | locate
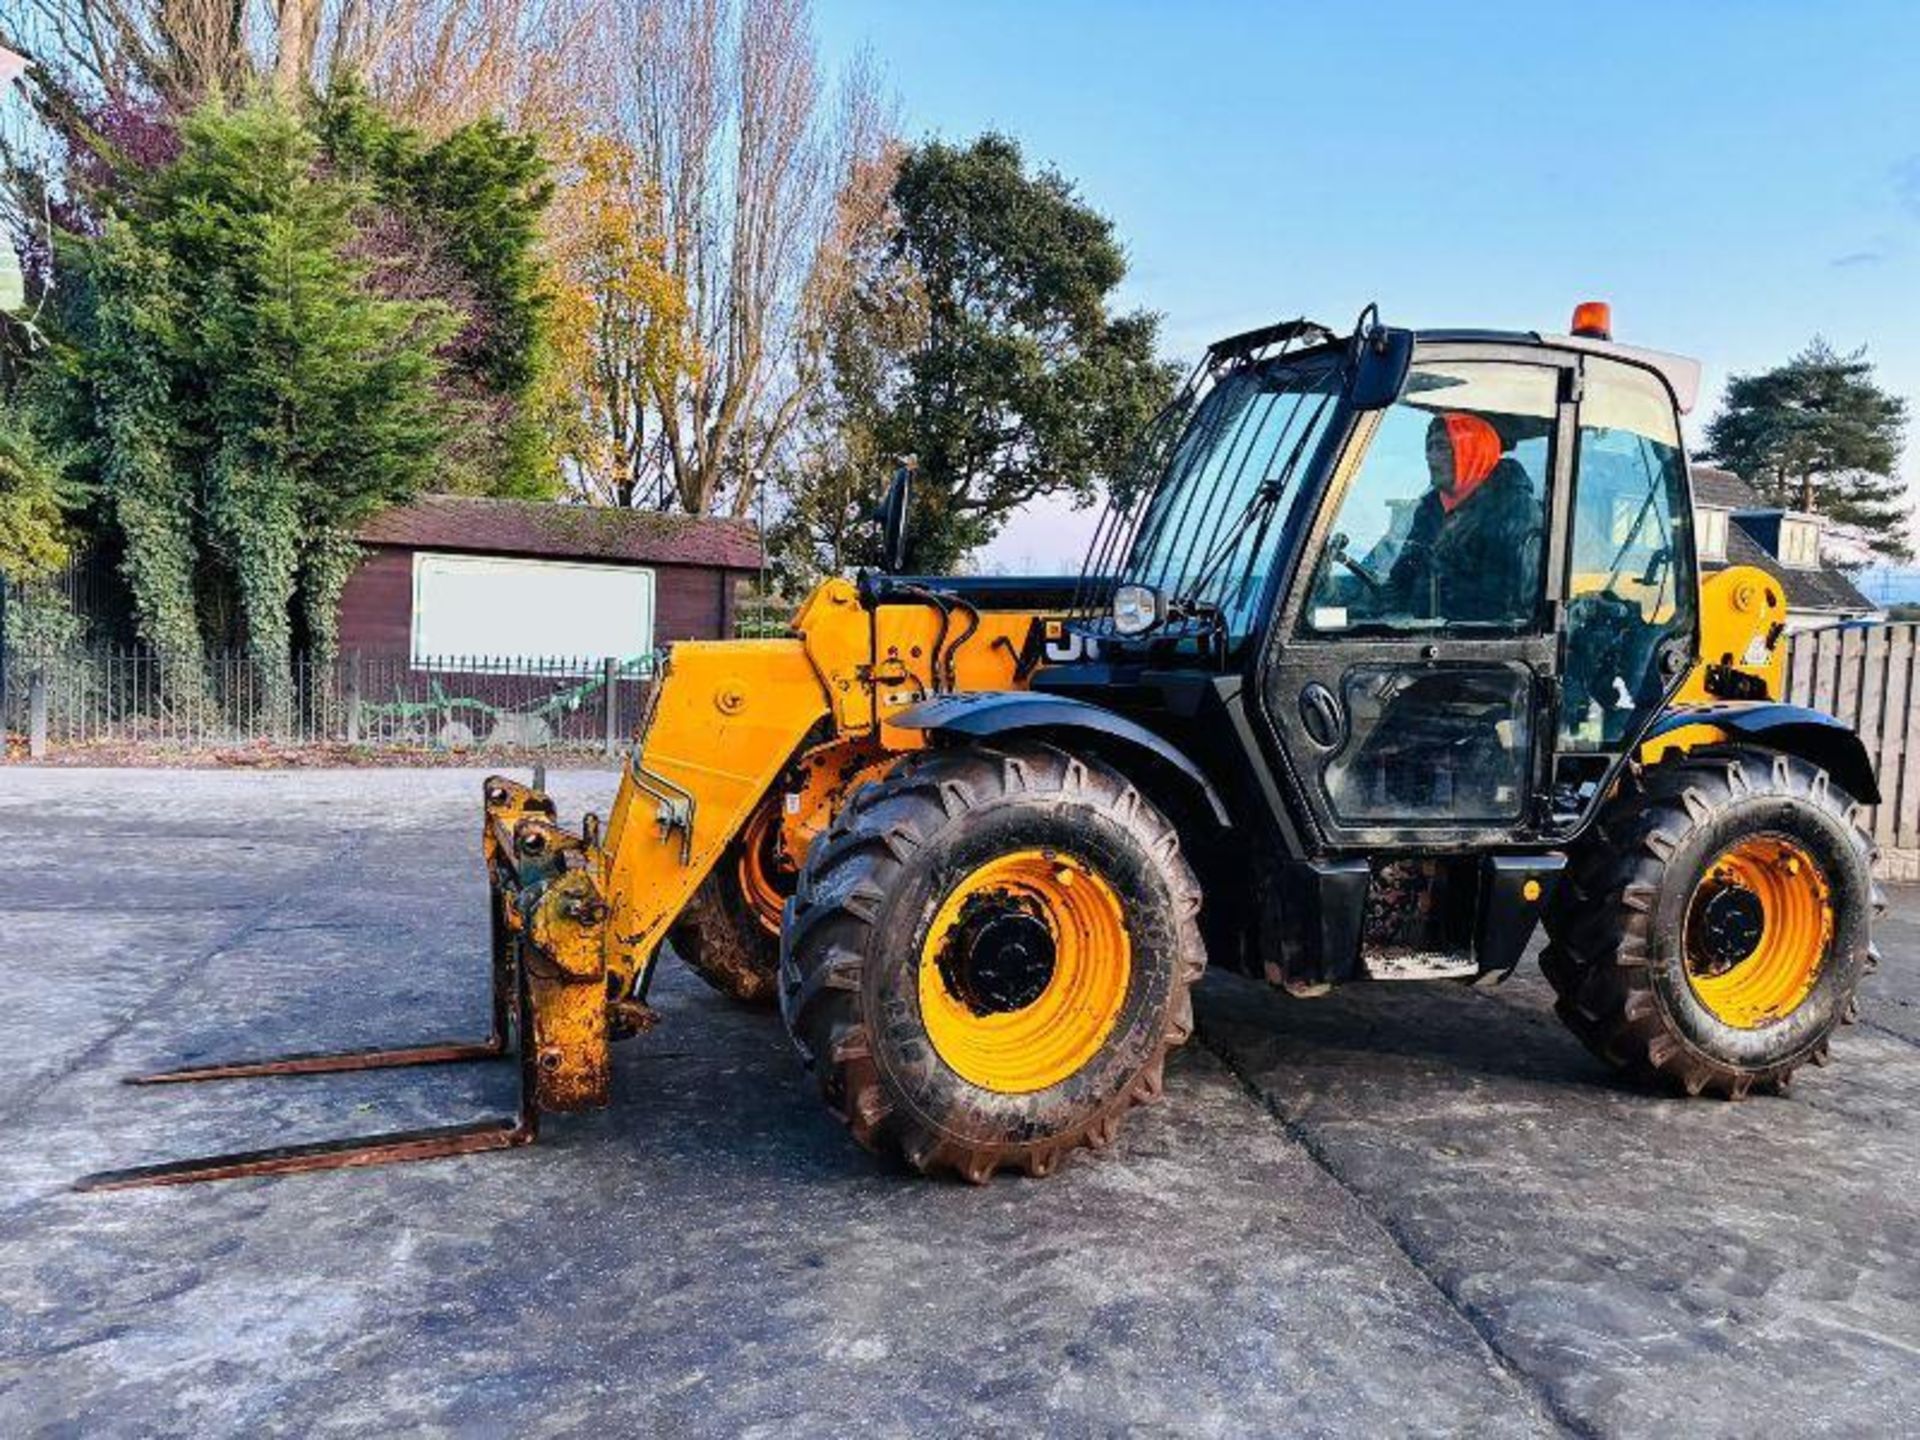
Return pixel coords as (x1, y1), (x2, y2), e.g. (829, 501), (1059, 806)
(1565, 589), (1645, 712)
(1338, 550), (1386, 593)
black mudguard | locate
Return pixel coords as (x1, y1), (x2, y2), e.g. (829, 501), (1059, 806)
(889, 692), (1232, 826)
(1646, 702), (1880, 805)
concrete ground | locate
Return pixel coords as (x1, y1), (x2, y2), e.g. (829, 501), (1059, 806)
(2, 769), (1917, 1438)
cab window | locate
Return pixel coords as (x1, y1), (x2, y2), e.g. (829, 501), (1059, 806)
(1560, 358), (1695, 751)
(1303, 361), (1558, 634)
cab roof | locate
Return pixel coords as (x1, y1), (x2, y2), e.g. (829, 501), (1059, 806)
(1208, 316), (1702, 414)
(1417, 327), (1702, 413)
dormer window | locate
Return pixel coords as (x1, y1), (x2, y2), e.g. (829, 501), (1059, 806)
(1696, 506), (1728, 562)
(1779, 518), (1821, 569)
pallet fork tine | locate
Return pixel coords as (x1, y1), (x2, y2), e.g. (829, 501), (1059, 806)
(124, 1039), (507, 1085)
(75, 881), (542, 1193)
(70, 1101), (538, 1192)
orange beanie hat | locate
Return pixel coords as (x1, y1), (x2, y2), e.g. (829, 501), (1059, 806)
(1438, 412), (1501, 511)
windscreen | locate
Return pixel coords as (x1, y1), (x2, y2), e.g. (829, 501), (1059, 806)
(1081, 354), (1342, 642)
(1299, 360), (1559, 636)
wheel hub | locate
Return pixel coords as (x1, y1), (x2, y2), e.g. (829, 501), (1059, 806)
(917, 850), (1133, 1094)
(735, 805), (793, 936)
(1692, 883), (1765, 974)
(940, 903), (1057, 1014)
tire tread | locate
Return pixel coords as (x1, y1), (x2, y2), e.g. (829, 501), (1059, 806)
(779, 740), (1206, 1182)
(1542, 745), (1880, 1097)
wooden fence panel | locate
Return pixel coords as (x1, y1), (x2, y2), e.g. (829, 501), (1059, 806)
(1870, 628), (1911, 846)
(1851, 625), (1886, 839)
(1788, 622), (1920, 850)
(1785, 630), (1814, 705)
(1901, 633), (1920, 849)
(1810, 627), (1838, 717)
(1840, 626), (1868, 735)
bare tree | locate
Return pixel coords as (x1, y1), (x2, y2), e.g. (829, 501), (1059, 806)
(7, 0), (249, 105)
(626, 0), (890, 517)
(329, 0), (616, 136)
(272, 0), (317, 96)
(764, 131), (923, 582)
(4, 0), (610, 131)
(542, 129), (688, 508)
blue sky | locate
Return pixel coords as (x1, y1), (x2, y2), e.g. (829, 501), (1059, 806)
(814, 0), (1920, 571)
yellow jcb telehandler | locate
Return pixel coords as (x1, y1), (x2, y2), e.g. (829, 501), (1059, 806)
(81, 303), (1883, 1190)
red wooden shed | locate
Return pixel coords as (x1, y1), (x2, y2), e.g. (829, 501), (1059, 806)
(337, 496), (763, 664)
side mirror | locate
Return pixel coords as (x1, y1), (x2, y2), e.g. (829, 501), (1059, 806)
(1346, 306), (1415, 412)
(879, 460), (914, 573)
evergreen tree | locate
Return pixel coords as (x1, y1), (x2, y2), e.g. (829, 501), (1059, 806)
(61, 100), (452, 703)
(66, 221), (207, 685)
(0, 395), (76, 583)
(315, 83), (558, 498)
(1704, 339), (1911, 561)
(807, 134), (1178, 574)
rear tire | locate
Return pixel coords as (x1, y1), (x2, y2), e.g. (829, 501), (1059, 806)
(780, 741), (1206, 1182)
(1543, 746), (1881, 1097)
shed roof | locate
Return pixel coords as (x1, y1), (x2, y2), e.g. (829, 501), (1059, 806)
(360, 496), (762, 570)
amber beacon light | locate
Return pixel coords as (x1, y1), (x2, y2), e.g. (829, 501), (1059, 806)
(1571, 300), (1613, 340)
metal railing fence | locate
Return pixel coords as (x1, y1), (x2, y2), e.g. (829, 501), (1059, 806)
(12, 625), (1920, 840)
(2, 647), (657, 755)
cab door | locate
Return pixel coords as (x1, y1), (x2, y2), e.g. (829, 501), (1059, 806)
(1552, 354), (1700, 820)
(1260, 347), (1574, 849)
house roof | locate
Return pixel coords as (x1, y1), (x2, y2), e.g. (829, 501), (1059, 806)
(360, 496), (763, 570)
(1689, 465), (1875, 616)
(1690, 464), (1760, 510)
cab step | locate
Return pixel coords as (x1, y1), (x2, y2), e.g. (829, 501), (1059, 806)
(1362, 947), (1478, 981)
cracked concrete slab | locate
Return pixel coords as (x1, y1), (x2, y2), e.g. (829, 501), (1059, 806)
(3, 767), (1915, 1436)
(5, 768), (1551, 1438)
(1195, 962), (1920, 1437)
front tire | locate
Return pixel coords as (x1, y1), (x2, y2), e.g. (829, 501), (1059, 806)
(780, 741), (1206, 1182)
(1543, 747), (1880, 1097)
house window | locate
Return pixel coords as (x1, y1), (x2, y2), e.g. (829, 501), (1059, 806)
(411, 553), (655, 671)
(1779, 519), (1820, 569)
(1695, 506), (1728, 562)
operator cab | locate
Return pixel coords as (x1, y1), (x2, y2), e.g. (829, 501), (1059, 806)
(1063, 303), (1702, 853)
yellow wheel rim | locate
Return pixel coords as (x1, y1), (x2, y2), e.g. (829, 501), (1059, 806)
(736, 806), (788, 936)
(1683, 834), (1832, 1029)
(918, 849), (1132, 1094)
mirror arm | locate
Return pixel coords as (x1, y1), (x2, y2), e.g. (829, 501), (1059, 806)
(879, 458), (917, 574)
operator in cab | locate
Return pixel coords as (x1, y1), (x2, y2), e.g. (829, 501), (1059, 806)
(1384, 411), (1543, 624)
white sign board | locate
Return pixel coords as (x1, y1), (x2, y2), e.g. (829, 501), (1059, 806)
(411, 552), (655, 671)
(0, 240), (23, 314)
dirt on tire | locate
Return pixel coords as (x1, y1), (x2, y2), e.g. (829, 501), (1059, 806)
(1543, 745), (1881, 1098)
(779, 739), (1207, 1182)
(669, 851), (781, 1007)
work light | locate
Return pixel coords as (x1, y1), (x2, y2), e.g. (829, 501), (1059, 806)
(1111, 583), (1160, 636)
